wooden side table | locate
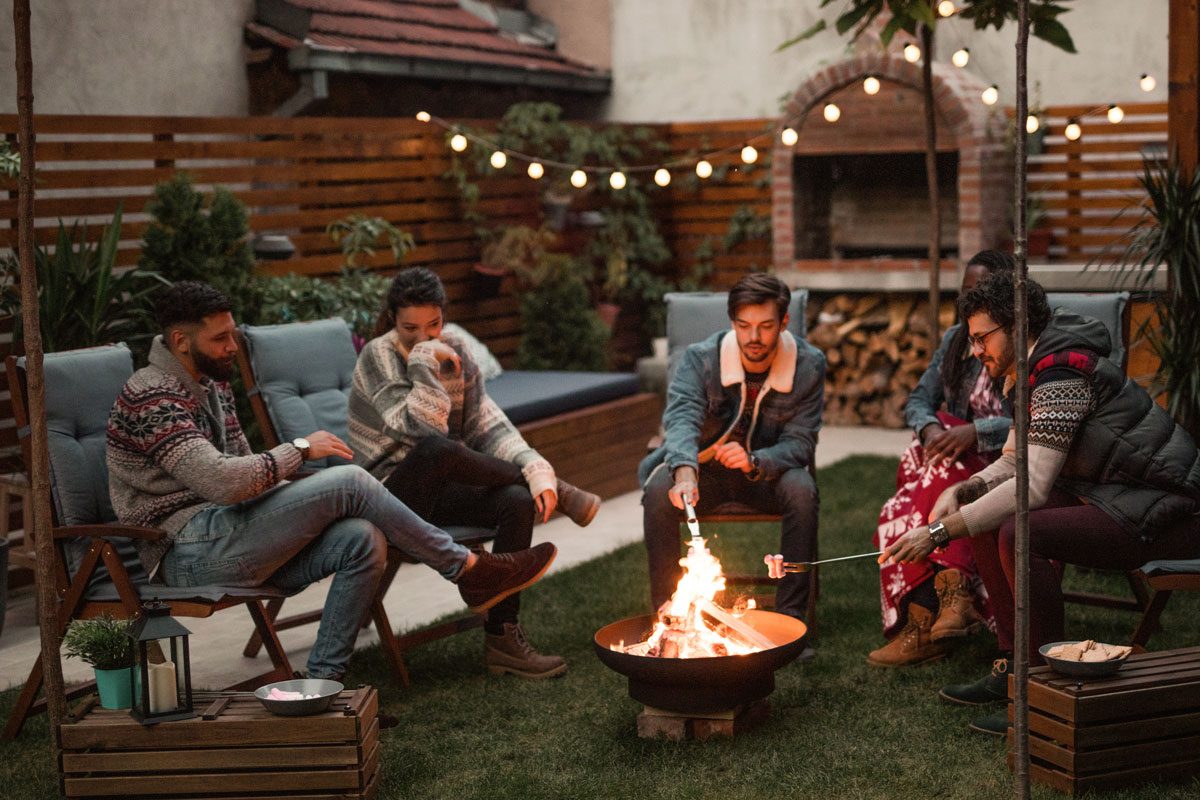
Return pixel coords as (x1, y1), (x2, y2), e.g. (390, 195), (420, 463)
(0, 471), (33, 572)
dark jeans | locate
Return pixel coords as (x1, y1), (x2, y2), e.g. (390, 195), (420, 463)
(642, 463), (819, 621)
(971, 489), (1200, 661)
(383, 436), (533, 627)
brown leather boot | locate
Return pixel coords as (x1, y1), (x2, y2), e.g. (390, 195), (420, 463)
(556, 479), (600, 527)
(457, 543), (557, 614)
(930, 568), (983, 642)
(867, 605), (946, 667)
(485, 623), (568, 679)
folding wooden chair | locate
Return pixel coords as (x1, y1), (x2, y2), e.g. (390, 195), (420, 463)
(235, 319), (495, 687)
(3, 345), (294, 740)
(1130, 559), (1200, 649)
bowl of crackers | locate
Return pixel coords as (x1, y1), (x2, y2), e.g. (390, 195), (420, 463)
(1039, 639), (1132, 677)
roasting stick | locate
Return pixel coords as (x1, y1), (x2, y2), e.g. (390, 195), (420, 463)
(762, 550), (884, 578)
(683, 499), (704, 549)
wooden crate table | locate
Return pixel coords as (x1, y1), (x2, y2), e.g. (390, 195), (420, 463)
(1008, 646), (1200, 795)
(58, 687), (380, 799)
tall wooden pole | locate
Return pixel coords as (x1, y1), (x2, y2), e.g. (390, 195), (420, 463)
(921, 22), (942, 342)
(12, 0), (68, 752)
(1168, 0), (1200, 180)
(1012, 1), (1032, 797)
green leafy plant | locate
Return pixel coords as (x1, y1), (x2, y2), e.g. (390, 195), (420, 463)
(0, 139), (19, 179)
(480, 225), (557, 284)
(63, 614), (135, 670)
(0, 205), (168, 353)
(516, 254), (609, 371)
(326, 214), (416, 268)
(253, 267), (390, 344)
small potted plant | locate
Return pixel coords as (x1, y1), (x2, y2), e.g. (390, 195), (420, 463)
(64, 614), (136, 709)
(475, 225), (557, 298)
(1026, 195), (1052, 259)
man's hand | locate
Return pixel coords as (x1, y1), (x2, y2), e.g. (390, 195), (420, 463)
(533, 488), (557, 523)
(426, 341), (461, 378)
(879, 526), (935, 565)
(304, 431), (354, 461)
(668, 466), (699, 510)
(922, 423), (977, 467)
(713, 441), (753, 473)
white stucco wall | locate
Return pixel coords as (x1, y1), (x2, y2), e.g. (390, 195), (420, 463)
(605, 0), (1169, 122)
(0, 0), (255, 116)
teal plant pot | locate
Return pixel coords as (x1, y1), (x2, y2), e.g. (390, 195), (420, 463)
(94, 666), (133, 710)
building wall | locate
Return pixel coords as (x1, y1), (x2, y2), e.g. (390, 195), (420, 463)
(528, 0), (612, 71)
(0, 0), (255, 116)
(605, 0), (1169, 122)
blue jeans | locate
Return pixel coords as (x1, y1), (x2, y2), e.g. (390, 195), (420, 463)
(162, 465), (472, 678)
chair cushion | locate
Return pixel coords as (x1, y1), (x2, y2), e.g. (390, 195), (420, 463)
(1046, 292), (1129, 369)
(241, 319), (357, 469)
(485, 371), (641, 426)
(1140, 558), (1200, 576)
(444, 323), (503, 381)
(664, 290), (809, 378)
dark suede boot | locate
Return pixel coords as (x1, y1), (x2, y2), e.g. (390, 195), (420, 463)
(939, 657), (1010, 706)
(457, 543), (557, 614)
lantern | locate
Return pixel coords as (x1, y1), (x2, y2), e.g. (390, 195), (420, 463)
(128, 601), (194, 724)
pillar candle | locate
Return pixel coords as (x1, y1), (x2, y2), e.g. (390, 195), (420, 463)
(147, 660), (177, 714)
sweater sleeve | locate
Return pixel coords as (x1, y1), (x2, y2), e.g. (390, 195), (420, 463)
(362, 339), (452, 439)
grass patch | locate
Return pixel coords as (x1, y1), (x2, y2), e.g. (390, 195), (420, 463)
(2, 455), (1198, 798)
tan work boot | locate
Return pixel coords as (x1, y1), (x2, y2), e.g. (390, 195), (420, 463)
(930, 568), (983, 642)
(867, 605), (946, 667)
(556, 479), (600, 527)
(485, 623), (568, 679)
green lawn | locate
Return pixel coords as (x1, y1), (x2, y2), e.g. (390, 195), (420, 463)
(2, 455), (1198, 799)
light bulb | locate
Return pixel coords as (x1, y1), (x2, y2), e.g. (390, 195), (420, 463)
(570, 169), (588, 188)
(1140, 73), (1156, 92)
(489, 150), (507, 169)
(1026, 114), (1040, 134)
(904, 43), (921, 63)
(1107, 104), (1125, 124)
(654, 168), (671, 187)
(415, 111), (431, 123)
(449, 133), (468, 152)
(695, 160), (713, 179)
(527, 161), (544, 180)
(937, 0), (956, 17)
(863, 76), (881, 95)
(951, 48), (970, 68)
(740, 145), (758, 164)
(1064, 121), (1082, 141)
(609, 171), (627, 190)
(981, 85), (999, 106)
(823, 103), (841, 123)
(781, 127), (799, 146)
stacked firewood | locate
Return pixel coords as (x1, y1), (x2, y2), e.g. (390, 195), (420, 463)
(807, 293), (957, 428)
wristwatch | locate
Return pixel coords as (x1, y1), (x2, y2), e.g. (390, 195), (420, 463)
(747, 452), (763, 482)
(928, 520), (951, 549)
(292, 437), (311, 461)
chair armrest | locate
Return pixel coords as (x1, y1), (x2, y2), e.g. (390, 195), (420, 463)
(53, 524), (166, 542)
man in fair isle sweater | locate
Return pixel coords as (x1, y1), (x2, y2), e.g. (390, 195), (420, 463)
(348, 267), (600, 680)
(107, 281), (557, 682)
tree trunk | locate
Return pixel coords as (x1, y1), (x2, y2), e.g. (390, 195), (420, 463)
(13, 0), (68, 753)
(921, 23), (941, 341)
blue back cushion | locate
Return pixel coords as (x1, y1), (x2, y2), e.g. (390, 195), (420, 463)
(241, 319), (357, 468)
(664, 290), (809, 378)
(1046, 292), (1129, 369)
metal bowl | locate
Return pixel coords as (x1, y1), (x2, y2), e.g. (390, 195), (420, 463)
(1039, 641), (1129, 678)
(254, 678), (344, 716)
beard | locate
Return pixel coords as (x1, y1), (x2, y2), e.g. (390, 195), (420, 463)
(192, 348), (235, 381)
(740, 341), (775, 364)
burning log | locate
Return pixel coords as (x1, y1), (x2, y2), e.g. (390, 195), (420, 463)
(699, 600), (776, 651)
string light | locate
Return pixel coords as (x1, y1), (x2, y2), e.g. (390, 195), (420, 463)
(415, 111), (431, 123)
(609, 170), (627, 190)
(951, 48), (970, 68)
(863, 76), (881, 95)
(1140, 73), (1156, 92)
(823, 103), (841, 123)
(1107, 104), (1125, 124)
(1026, 114), (1040, 134)
(781, 127), (799, 146)
(527, 161), (544, 180)
(489, 150), (507, 169)
(904, 43), (922, 63)
(654, 168), (671, 187)
(696, 160), (713, 179)
(937, 1), (956, 17)
(740, 144), (759, 164)
(449, 133), (468, 152)
(570, 169), (588, 188)
(981, 85), (999, 106)
(1064, 120), (1082, 141)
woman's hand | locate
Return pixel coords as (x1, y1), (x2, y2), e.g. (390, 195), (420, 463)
(879, 526), (935, 565)
(533, 488), (557, 523)
(923, 423), (977, 467)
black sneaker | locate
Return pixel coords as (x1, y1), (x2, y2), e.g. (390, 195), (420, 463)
(968, 708), (1010, 737)
(457, 543), (557, 614)
(939, 657), (1010, 706)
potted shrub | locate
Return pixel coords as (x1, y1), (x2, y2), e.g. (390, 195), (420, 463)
(516, 253), (609, 371)
(1026, 195), (1052, 259)
(63, 614), (136, 709)
(475, 225), (556, 299)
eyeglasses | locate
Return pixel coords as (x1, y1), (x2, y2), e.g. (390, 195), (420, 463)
(967, 324), (1005, 351)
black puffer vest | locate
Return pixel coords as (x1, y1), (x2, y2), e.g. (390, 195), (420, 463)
(1029, 311), (1200, 540)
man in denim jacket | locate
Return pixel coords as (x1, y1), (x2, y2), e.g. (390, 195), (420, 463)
(639, 273), (826, 627)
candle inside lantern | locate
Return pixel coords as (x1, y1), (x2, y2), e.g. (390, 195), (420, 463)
(147, 660), (177, 713)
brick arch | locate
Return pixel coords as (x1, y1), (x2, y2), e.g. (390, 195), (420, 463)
(771, 53), (1010, 272)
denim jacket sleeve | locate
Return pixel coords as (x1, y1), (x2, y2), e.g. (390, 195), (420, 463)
(973, 413), (1012, 453)
(904, 325), (958, 438)
(752, 347), (825, 480)
(661, 343), (710, 474)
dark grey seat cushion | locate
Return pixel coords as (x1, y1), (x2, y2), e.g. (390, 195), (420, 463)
(485, 371), (641, 426)
(664, 290), (809, 379)
(1046, 292), (1129, 369)
(1141, 558), (1200, 577)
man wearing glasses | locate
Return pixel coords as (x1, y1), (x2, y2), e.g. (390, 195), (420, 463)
(881, 270), (1200, 736)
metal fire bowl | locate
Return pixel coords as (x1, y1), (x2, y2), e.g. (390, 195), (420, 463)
(593, 610), (808, 715)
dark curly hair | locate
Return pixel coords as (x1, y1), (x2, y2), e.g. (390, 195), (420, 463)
(154, 281), (232, 337)
(373, 267), (446, 338)
(958, 270), (1052, 341)
(727, 272), (790, 321)
(940, 250), (1015, 406)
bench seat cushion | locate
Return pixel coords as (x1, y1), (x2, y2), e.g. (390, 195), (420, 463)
(485, 371), (641, 426)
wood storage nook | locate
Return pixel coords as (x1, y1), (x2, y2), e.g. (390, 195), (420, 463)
(58, 688), (380, 799)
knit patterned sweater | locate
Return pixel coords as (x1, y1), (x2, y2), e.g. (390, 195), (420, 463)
(347, 329), (555, 497)
(107, 338), (303, 574)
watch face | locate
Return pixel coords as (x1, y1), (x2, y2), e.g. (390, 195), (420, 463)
(294, 438), (310, 450)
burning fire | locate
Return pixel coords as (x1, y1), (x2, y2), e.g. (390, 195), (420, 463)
(615, 538), (766, 658)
